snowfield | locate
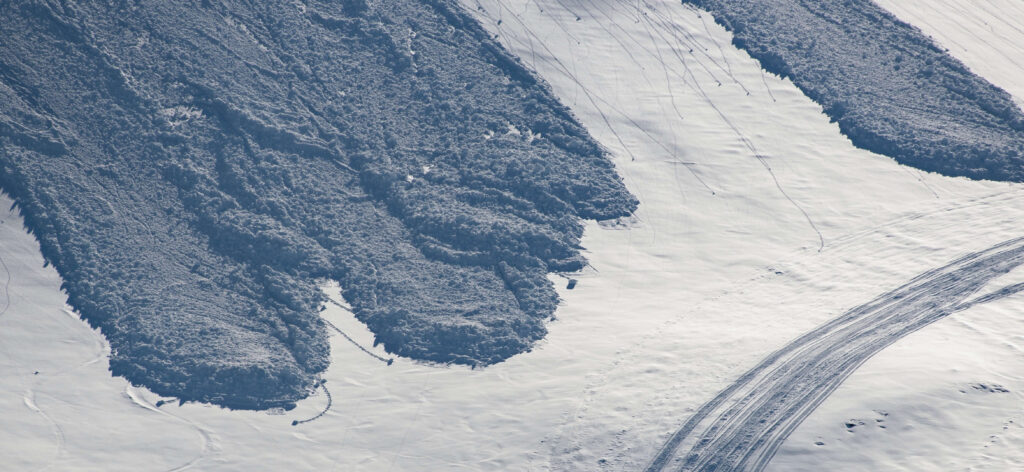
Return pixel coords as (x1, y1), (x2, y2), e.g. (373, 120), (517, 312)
(3, 0), (1024, 470)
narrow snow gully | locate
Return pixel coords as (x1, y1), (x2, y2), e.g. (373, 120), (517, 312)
(646, 236), (1024, 472)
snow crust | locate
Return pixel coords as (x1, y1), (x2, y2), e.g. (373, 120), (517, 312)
(2, 0), (1024, 470)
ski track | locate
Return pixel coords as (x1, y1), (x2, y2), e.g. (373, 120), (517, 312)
(22, 389), (66, 469)
(291, 383), (333, 426)
(123, 386), (217, 472)
(545, 187), (1024, 469)
(645, 237), (1024, 472)
(324, 299), (393, 365)
(481, 0), (825, 251)
(16, 306), (105, 471)
(0, 253), (9, 319)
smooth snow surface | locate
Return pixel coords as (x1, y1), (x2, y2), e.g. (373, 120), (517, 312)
(2, 0), (1024, 470)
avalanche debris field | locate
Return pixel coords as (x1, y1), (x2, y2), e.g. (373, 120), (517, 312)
(4, 0), (1024, 470)
(689, 0), (1024, 180)
(0, 0), (635, 409)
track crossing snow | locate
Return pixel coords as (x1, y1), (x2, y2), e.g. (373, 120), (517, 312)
(646, 237), (1024, 471)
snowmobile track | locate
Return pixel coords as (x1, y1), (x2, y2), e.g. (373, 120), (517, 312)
(645, 236), (1024, 471)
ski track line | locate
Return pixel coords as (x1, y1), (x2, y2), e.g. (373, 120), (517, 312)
(325, 299), (393, 365)
(121, 386), (218, 472)
(475, 4), (1024, 468)
(22, 389), (66, 469)
(292, 383), (333, 426)
(0, 251), (10, 320)
(644, 236), (1024, 472)
(15, 307), (108, 471)
(542, 171), (1024, 469)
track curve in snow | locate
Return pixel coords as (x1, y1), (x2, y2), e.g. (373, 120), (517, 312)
(646, 236), (1024, 471)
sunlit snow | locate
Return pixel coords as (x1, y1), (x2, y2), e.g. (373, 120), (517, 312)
(2, 0), (1024, 470)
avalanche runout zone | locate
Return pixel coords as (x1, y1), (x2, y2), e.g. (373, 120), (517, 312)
(646, 237), (1024, 472)
(0, 0), (636, 409)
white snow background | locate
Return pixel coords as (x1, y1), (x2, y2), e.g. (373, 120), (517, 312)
(2, 0), (1024, 470)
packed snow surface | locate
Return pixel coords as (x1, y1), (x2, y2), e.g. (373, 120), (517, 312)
(3, 0), (1024, 470)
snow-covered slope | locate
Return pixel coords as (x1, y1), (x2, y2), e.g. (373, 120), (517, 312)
(459, 1), (1024, 470)
(772, 1), (1024, 470)
(2, 0), (1023, 470)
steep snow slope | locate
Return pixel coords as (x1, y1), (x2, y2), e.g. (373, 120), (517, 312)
(2, 0), (1024, 470)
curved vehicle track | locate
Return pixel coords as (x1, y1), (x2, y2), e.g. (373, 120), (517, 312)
(646, 236), (1024, 471)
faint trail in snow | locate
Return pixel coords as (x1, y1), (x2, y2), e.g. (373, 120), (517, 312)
(0, 252), (10, 319)
(901, 166), (941, 199)
(621, 1), (824, 250)
(828, 188), (1024, 249)
(325, 299), (394, 365)
(679, 52), (825, 251)
(695, 11), (751, 95)
(60, 308), (106, 369)
(975, 0), (1024, 38)
(758, 69), (777, 102)
(670, 160), (715, 195)
(645, 237), (1024, 472)
(757, 154), (825, 252)
(386, 382), (431, 472)
(23, 389), (66, 467)
(123, 386), (218, 472)
(292, 383), (332, 426)
(929, 0), (1024, 74)
(16, 307), (108, 471)
(548, 188), (1024, 469)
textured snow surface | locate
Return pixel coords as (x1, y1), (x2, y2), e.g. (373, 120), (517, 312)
(0, 0), (636, 407)
(2, 0), (1024, 470)
(681, 0), (1024, 182)
(773, 1), (1024, 469)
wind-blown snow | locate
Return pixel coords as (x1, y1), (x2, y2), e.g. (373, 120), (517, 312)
(2, 0), (1023, 470)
